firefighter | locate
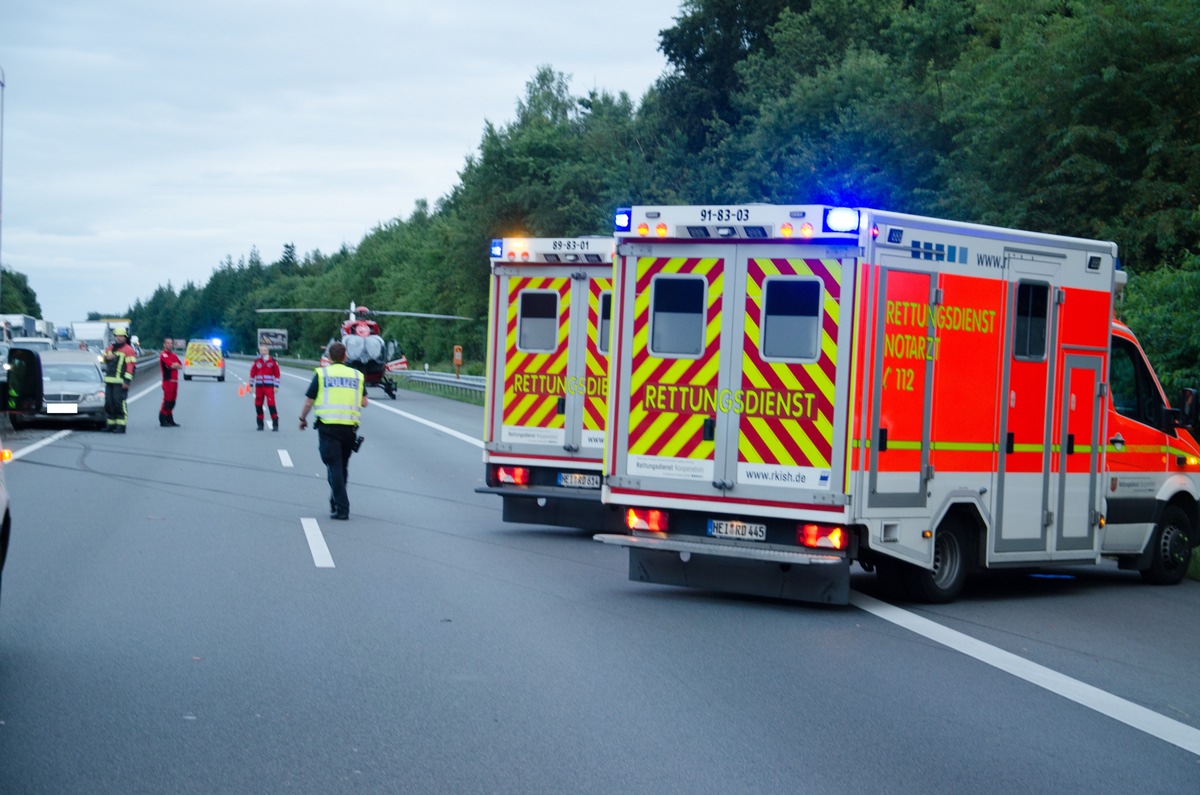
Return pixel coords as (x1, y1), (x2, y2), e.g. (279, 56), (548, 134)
(159, 337), (182, 427)
(249, 344), (281, 431)
(102, 327), (138, 433)
(297, 341), (367, 520)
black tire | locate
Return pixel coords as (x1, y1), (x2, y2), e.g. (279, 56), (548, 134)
(184, 374), (192, 381)
(9, 416), (26, 431)
(1140, 506), (1193, 585)
(902, 525), (970, 603)
(217, 374), (225, 382)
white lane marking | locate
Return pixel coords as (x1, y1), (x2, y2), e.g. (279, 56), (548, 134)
(300, 518), (335, 568)
(10, 430), (74, 460)
(129, 383), (159, 403)
(369, 401), (484, 448)
(850, 591), (1200, 757)
(281, 368), (483, 448)
(278, 449), (294, 468)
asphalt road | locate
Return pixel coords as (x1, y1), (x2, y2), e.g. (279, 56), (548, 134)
(0, 362), (1197, 793)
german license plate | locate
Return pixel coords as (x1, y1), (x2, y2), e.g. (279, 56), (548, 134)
(558, 473), (600, 489)
(708, 519), (767, 541)
(46, 403), (78, 414)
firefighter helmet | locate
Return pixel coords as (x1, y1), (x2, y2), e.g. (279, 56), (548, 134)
(113, 326), (128, 337)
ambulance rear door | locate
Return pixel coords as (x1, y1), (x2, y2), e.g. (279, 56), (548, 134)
(720, 246), (857, 505)
(488, 249), (599, 461)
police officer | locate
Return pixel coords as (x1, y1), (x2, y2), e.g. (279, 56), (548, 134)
(297, 341), (367, 520)
(102, 327), (138, 432)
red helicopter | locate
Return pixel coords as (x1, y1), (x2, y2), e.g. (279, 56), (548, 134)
(256, 302), (468, 399)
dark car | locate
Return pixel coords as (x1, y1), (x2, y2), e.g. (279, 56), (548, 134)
(11, 350), (107, 430)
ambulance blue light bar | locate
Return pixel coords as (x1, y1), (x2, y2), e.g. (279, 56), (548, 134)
(212, 338), (223, 348)
(614, 208), (632, 233)
(490, 239), (503, 258)
(823, 208), (860, 233)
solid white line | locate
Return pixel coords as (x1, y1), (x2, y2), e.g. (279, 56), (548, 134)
(849, 590), (1200, 756)
(300, 518), (335, 568)
(368, 401), (484, 448)
(281, 368), (484, 448)
(278, 449), (293, 468)
(10, 429), (74, 460)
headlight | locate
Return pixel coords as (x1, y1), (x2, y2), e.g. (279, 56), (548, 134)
(80, 391), (105, 406)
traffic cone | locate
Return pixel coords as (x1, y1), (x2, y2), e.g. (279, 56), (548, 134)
(238, 383), (247, 396)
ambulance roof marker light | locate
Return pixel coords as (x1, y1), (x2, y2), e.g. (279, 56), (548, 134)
(614, 208), (632, 232)
(781, 223), (795, 238)
(799, 223), (815, 238)
(637, 223), (650, 236)
(656, 223), (669, 237)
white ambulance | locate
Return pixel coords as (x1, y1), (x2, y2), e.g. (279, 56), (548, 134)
(595, 205), (1200, 604)
(476, 237), (623, 530)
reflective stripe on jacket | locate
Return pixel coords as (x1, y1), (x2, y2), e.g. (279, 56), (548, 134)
(103, 344), (138, 384)
(249, 357), (281, 388)
(313, 363), (363, 425)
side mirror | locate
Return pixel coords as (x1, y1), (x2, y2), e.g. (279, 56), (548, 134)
(1178, 388), (1199, 430)
(5, 348), (44, 413)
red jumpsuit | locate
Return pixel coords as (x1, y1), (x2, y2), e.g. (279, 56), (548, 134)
(249, 354), (281, 430)
(159, 349), (182, 426)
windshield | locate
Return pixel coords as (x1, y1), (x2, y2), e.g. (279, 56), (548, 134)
(13, 340), (54, 351)
(43, 364), (101, 383)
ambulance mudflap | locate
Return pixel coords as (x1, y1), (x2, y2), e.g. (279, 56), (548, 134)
(597, 204), (1200, 606)
(477, 237), (623, 531)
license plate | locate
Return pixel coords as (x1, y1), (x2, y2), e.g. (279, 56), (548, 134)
(708, 519), (767, 541)
(558, 473), (600, 489)
(46, 403), (79, 414)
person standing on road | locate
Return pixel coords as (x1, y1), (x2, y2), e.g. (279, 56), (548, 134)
(159, 338), (183, 427)
(249, 344), (281, 431)
(102, 327), (138, 433)
(297, 341), (367, 520)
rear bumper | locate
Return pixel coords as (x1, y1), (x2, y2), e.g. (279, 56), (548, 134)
(475, 485), (622, 532)
(594, 533), (850, 605)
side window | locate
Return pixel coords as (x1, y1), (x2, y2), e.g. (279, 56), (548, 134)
(1110, 336), (1164, 428)
(518, 291), (558, 352)
(650, 277), (705, 357)
(1013, 281), (1049, 360)
(598, 292), (612, 355)
(762, 277), (822, 360)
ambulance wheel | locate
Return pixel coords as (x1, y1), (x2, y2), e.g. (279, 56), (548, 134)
(902, 526), (970, 604)
(184, 375), (192, 381)
(1140, 506), (1193, 585)
(8, 415), (25, 431)
(384, 382), (396, 399)
(218, 375), (225, 382)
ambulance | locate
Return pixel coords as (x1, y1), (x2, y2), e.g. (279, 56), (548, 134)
(183, 338), (226, 382)
(594, 205), (1200, 604)
(476, 237), (622, 531)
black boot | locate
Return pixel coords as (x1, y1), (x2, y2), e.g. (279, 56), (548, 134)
(271, 417), (279, 431)
(257, 418), (264, 431)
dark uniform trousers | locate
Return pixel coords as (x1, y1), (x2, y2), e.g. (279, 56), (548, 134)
(317, 422), (357, 517)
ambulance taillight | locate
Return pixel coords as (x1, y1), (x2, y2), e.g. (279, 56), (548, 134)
(627, 508), (668, 533)
(798, 523), (847, 551)
(495, 466), (530, 486)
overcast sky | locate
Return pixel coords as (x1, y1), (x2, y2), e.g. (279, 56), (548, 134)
(0, 0), (680, 328)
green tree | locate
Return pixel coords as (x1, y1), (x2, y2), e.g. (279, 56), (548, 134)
(1, 267), (42, 316)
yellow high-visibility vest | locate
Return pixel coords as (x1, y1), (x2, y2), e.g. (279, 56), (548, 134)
(313, 363), (364, 425)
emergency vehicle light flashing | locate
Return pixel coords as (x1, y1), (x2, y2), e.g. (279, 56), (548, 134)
(798, 523), (847, 550)
(490, 239), (504, 258)
(495, 465), (530, 486)
(823, 207), (860, 233)
(614, 208), (632, 232)
(637, 223), (650, 236)
(626, 508), (668, 533)
(799, 223), (815, 238)
(212, 338), (222, 348)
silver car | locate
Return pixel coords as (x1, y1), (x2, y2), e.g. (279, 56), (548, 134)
(11, 350), (107, 430)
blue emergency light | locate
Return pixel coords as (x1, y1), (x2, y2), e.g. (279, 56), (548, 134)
(614, 208), (632, 233)
(490, 239), (503, 258)
(212, 338), (223, 348)
(823, 208), (860, 233)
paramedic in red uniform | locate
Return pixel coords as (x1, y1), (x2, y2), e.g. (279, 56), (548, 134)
(159, 338), (182, 427)
(102, 327), (138, 433)
(249, 344), (281, 431)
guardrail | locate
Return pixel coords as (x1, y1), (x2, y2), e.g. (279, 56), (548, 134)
(226, 353), (486, 398)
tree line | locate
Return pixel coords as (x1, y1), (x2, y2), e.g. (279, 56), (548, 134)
(119, 0), (1197, 388)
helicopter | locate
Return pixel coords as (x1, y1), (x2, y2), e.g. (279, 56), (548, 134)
(256, 302), (469, 399)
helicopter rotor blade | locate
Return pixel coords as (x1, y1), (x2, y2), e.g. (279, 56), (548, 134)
(255, 308), (350, 314)
(368, 310), (472, 321)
